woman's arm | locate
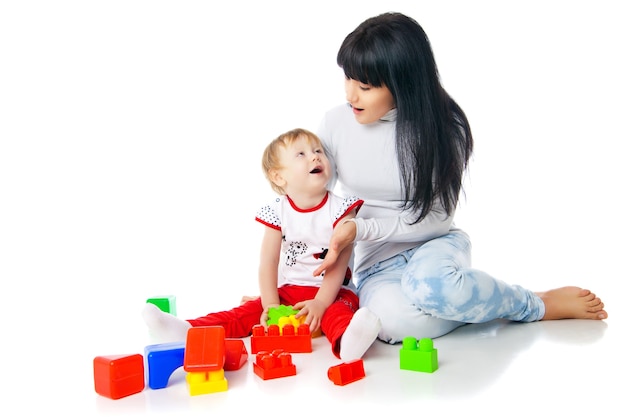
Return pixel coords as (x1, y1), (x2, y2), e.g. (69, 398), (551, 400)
(353, 203), (453, 244)
(313, 203), (452, 277)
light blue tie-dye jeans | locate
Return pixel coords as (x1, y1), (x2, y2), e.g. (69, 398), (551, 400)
(355, 229), (545, 344)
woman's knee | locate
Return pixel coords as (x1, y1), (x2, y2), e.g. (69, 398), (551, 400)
(401, 233), (472, 304)
(374, 306), (466, 344)
(373, 307), (412, 344)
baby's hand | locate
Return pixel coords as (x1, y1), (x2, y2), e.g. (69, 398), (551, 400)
(292, 299), (326, 334)
(260, 304), (279, 328)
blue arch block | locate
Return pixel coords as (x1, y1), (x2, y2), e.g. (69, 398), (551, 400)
(145, 341), (186, 389)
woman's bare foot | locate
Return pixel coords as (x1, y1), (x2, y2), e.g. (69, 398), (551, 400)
(537, 286), (607, 320)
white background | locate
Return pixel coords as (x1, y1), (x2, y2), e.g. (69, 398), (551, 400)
(1, 0), (624, 415)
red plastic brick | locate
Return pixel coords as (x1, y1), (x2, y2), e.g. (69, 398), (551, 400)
(184, 326), (225, 372)
(250, 323), (312, 354)
(253, 349), (296, 380)
(93, 354), (145, 399)
(224, 339), (248, 371)
(328, 359), (365, 386)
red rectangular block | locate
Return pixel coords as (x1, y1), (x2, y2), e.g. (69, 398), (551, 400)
(93, 354), (145, 399)
(250, 324), (312, 354)
(328, 359), (365, 386)
(184, 326), (225, 372)
(253, 350), (296, 380)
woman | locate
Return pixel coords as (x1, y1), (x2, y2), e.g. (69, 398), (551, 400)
(313, 12), (607, 344)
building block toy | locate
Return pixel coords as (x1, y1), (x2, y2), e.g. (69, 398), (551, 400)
(327, 359), (365, 386)
(253, 349), (296, 380)
(146, 295), (177, 315)
(399, 337), (438, 373)
(224, 339), (248, 371)
(267, 305), (299, 326)
(144, 341), (185, 389)
(250, 323), (312, 354)
(184, 326), (225, 372)
(186, 369), (228, 395)
(144, 338), (245, 391)
(93, 354), (145, 399)
(267, 305), (322, 338)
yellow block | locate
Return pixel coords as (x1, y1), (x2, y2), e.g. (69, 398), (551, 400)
(277, 314), (323, 338)
(186, 369), (228, 395)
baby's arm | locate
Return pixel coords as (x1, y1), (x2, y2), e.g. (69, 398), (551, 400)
(294, 209), (357, 332)
(294, 242), (353, 333)
(258, 226), (282, 326)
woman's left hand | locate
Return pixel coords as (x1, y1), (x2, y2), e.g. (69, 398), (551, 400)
(313, 219), (356, 277)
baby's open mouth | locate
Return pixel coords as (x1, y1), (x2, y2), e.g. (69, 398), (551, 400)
(310, 167), (322, 174)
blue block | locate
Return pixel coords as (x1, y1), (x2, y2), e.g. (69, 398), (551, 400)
(145, 341), (186, 389)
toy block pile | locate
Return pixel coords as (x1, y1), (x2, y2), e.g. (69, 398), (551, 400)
(267, 304), (322, 338)
(95, 300), (445, 400)
(94, 296), (248, 399)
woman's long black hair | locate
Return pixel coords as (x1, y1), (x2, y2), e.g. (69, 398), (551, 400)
(338, 12), (473, 223)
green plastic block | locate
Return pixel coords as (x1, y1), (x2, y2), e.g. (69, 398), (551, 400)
(399, 337), (438, 373)
(147, 296), (177, 316)
(267, 305), (299, 326)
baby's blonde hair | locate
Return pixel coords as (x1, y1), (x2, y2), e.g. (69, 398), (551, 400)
(262, 128), (323, 195)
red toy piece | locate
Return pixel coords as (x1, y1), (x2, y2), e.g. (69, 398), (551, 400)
(250, 323), (312, 354)
(224, 339), (248, 371)
(184, 326), (225, 372)
(253, 349), (296, 380)
(93, 354), (145, 399)
(327, 359), (365, 386)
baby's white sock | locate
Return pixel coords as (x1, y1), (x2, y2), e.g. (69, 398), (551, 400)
(141, 302), (191, 343)
(339, 306), (382, 361)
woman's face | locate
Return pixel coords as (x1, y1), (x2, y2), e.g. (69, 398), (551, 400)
(344, 78), (395, 124)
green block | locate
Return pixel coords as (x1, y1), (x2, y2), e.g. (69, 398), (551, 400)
(399, 337), (438, 373)
(147, 296), (177, 316)
(267, 305), (299, 326)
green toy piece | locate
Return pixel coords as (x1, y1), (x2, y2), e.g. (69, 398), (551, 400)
(147, 296), (177, 316)
(267, 304), (323, 338)
(267, 305), (299, 326)
(399, 336), (438, 373)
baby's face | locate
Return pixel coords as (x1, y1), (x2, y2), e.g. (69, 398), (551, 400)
(277, 136), (330, 195)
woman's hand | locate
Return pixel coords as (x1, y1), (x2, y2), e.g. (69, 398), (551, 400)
(313, 219), (356, 277)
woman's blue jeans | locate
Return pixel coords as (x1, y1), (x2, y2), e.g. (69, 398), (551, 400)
(356, 229), (545, 344)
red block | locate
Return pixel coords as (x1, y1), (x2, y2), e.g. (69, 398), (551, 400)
(184, 326), (225, 372)
(93, 354), (145, 399)
(224, 339), (248, 371)
(253, 349), (296, 380)
(328, 359), (366, 386)
(250, 323), (312, 354)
